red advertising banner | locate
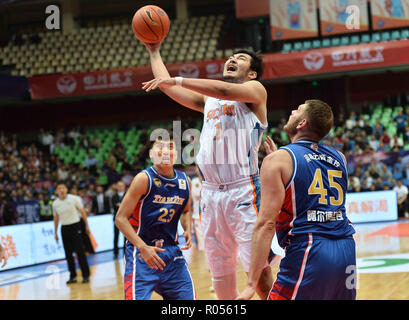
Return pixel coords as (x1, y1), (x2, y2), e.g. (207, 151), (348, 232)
(262, 39), (409, 79)
(28, 40), (409, 100)
(371, 0), (409, 30)
(28, 60), (226, 100)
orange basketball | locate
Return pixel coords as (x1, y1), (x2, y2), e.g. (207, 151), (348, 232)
(131, 5), (170, 44)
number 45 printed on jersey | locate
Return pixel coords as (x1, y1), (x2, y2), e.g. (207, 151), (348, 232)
(308, 169), (343, 206)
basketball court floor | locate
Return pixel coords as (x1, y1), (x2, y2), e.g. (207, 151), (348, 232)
(1, 219), (409, 300)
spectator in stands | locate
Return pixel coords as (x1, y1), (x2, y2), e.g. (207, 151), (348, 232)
(393, 179), (409, 218)
(390, 134), (404, 150)
(373, 122), (383, 140)
(393, 108), (407, 137)
(403, 163), (409, 181)
(345, 111), (356, 131)
(392, 167), (403, 181)
(91, 185), (110, 215)
(379, 164), (393, 183)
(0, 197), (17, 225)
(394, 156), (405, 173)
(39, 192), (54, 221)
(362, 119), (373, 136)
(84, 152), (99, 175)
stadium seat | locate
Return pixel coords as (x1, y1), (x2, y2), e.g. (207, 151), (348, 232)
(322, 38), (331, 47)
(350, 35), (360, 44)
(391, 30), (401, 40)
(401, 29), (409, 40)
(381, 31), (391, 42)
(282, 43), (292, 53)
(331, 37), (340, 46)
(371, 33), (381, 42)
(341, 36), (349, 46)
(293, 42), (303, 51)
(303, 41), (312, 50)
(312, 40), (321, 49)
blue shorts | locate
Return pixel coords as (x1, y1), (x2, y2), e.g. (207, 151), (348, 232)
(269, 234), (356, 300)
(124, 241), (196, 300)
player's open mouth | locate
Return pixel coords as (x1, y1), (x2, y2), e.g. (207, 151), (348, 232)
(226, 65), (237, 72)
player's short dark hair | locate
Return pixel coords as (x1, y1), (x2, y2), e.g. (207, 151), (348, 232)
(304, 100), (334, 140)
(233, 48), (264, 80)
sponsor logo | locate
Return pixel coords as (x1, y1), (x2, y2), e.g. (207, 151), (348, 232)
(56, 75), (77, 94)
(178, 64), (200, 78)
(303, 51), (325, 71)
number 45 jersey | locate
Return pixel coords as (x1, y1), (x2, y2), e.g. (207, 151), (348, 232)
(277, 140), (355, 248)
(128, 166), (190, 246)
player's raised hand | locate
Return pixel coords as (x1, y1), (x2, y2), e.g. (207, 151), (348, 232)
(143, 41), (161, 53)
(264, 136), (277, 155)
(139, 245), (166, 271)
(142, 77), (175, 92)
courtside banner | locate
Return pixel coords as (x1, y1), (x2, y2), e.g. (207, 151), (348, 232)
(0, 215), (124, 270)
(319, 0), (369, 36)
(28, 60), (226, 100)
(262, 39), (409, 79)
(269, 0), (319, 40)
(346, 190), (398, 224)
(371, 0), (409, 30)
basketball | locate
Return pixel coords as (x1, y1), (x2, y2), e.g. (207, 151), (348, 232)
(132, 5), (170, 44)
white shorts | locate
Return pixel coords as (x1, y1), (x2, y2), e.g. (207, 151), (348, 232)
(200, 176), (276, 278)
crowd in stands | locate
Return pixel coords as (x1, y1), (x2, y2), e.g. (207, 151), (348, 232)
(1, 101), (409, 226)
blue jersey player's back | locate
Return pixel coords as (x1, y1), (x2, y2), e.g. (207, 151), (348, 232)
(128, 166), (190, 246)
(276, 139), (355, 248)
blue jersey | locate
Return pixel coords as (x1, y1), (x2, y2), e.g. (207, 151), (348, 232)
(276, 140), (355, 248)
(128, 167), (190, 246)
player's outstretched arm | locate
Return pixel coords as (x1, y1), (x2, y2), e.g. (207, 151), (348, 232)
(115, 172), (166, 270)
(237, 150), (290, 300)
(144, 43), (206, 113)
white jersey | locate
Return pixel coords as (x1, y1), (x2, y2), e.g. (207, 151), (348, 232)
(195, 97), (267, 184)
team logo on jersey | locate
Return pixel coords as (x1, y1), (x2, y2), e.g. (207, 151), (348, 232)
(153, 178), (162, 187)
(178, 179), (187, 190)
(310, 143), (319, 151)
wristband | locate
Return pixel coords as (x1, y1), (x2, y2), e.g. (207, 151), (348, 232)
(174, 76), (183, 87)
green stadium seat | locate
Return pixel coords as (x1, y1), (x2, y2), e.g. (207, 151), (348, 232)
(401, 29), (409, 40)
(350, 35), (360, 44)
(341, 36), (349, 46)
(282, 43), (292, 52)
(391, 30), (401, 40)
(322, 38), (331, 47)
(293, 42), (303, 51)
(312, 40), (321, 48)
(361, 34), (371, 43)
(381, 31), (391, 42)
(331, 37), (340, 46)
(371, 33), (381, 42)
(303, 41), (312, 50)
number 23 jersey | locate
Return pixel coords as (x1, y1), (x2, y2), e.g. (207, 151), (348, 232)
(128, 166), (190, 245)
(277, 140), (355, 248)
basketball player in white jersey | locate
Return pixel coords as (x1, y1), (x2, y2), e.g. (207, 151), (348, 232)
(142, 43), (275, 300)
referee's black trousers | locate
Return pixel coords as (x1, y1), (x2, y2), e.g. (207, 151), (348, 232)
(61, 221), (90, 279)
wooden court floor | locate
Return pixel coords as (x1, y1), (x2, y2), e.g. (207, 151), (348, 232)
(1, 220), (409, 300)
